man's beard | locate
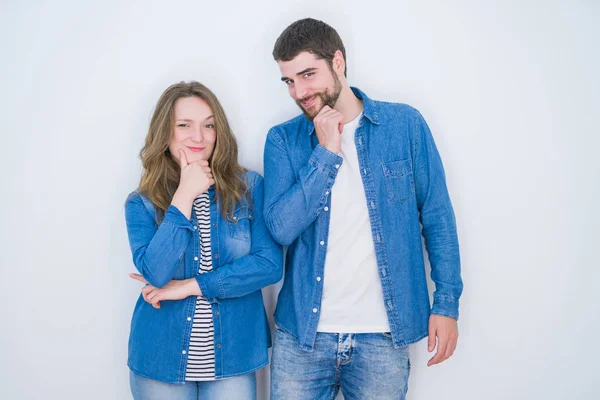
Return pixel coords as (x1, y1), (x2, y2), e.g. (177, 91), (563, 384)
(296, 73), (343, 120)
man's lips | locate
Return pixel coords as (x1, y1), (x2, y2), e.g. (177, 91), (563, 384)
(300, 96), (316, 108)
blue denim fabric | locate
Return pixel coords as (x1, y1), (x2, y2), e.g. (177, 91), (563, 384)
(270, 328), (410, 399)
(125, 171), (283, 383)
(130, 370), (256, 400)
(263, 87), (462, 350)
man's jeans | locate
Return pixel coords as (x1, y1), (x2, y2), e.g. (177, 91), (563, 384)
(270, 328), (410, 399)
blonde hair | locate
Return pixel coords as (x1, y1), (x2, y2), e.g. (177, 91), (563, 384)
(138, 81), (247, 220)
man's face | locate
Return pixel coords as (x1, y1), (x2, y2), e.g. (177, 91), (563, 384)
(278, 51), (342, 120)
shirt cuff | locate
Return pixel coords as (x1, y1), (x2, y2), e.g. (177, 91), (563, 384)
(162, 205), (195, 230)
(195, 271), (222, 303)
(431, 294), (460, 320)
(309, 145), (344, 176)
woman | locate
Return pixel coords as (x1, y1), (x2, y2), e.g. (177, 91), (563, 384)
(124, 81), (282, 399)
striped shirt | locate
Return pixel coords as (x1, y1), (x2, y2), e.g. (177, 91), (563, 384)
(185, 192), (216, 381)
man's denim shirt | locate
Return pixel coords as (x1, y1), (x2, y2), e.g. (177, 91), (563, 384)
(263, 87), (462, 350)
(125, 171), (283, 383)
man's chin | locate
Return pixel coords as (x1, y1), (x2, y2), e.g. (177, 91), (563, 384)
(299, 104), (321, 120)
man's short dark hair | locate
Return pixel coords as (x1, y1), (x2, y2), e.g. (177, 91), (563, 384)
(273, 18), (347, 77)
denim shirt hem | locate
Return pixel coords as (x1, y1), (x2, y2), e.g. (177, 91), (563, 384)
(128, 359), (268, 384)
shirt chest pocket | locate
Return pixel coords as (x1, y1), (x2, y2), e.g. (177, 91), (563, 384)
(226, 205), (253, 241)
(382, 159), (414, 203)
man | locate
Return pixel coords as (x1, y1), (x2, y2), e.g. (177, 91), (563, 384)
(263, 18), (463, 399)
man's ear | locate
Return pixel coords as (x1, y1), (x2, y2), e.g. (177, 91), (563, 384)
(333, 50), (345, 75)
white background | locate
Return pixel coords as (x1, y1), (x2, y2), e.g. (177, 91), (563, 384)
(1, 1), (598, 399)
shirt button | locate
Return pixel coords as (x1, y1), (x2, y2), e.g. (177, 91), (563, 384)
(324, 207), (329, 212)
(182, 350), (187, 354)
(212, 223), (217, 227)
(334, 164), (340, 169)
(193, 226), (198, 230)
(187, 317), (191, 321)
(215, 311), (220, 316)
(194, 256), (198, 261)
(325, 191), (330, 195)
(316, 277), (321, 282)
(320, 241), (325, 246)
(363, 168), (367, 175)
(312, 308), (318, 313)
(214, 254), (219, 258)
(216, 344), (221, 349)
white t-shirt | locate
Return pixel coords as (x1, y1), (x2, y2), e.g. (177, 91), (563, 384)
(316, 112), (391, 333)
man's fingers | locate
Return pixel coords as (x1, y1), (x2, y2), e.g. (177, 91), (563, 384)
(428, 336), (449, 366)
(428, 326), (436, 352)
(314, 106), (335, 122)
(317, 105), (332, 115)
(316, 109), (343, 138)
(427, 350), (443, 366)
(320, 109), (340, 122)
(444, 338), (457, 360)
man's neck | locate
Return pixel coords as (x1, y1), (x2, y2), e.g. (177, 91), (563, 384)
(334, 84), (364, 124)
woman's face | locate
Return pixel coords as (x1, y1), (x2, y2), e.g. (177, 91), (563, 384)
(169, 96), (217, 164)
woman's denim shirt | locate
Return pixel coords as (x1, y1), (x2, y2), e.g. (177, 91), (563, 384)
(125, 171), (282, 383)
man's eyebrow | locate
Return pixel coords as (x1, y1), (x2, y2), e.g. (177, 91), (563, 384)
(296, 67), (317, 76)
(281, 67), (318, 82)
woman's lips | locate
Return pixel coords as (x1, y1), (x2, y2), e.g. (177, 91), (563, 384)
(186, 146), (205, 152)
